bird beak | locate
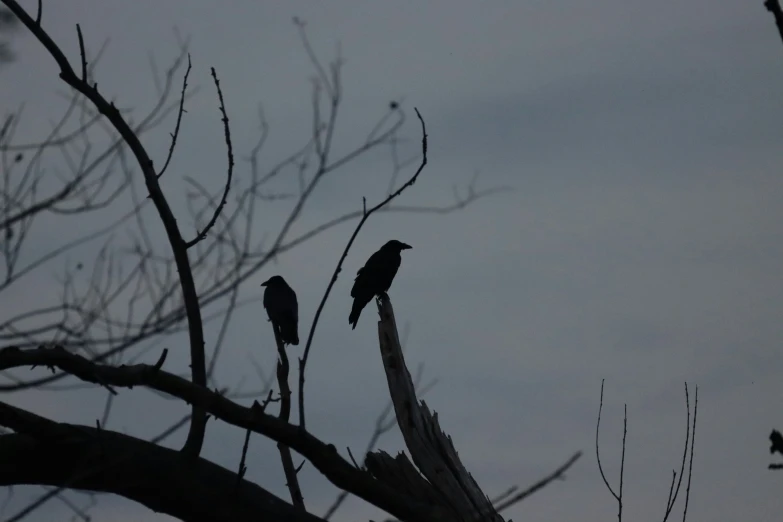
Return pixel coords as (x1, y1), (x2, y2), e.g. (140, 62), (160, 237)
(260, 280), (269, 287)
(401, 243), (412, 250)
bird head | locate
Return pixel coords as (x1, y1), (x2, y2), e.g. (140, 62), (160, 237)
(383, 239), (412, 252)
(261, 275), (284, 287)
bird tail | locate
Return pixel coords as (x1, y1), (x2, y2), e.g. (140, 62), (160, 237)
(286, 325), (300, 346)
(275, 320), (299, 346)
(348, 299), (366, 330)
(282, 322), (299, 346)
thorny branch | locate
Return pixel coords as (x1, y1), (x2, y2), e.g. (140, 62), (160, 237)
(185, 66), (234, 249)
(156, 53), (191, 179)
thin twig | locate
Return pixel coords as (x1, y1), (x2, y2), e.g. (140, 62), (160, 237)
(297, 107), (428, 429)
(494, 452), (582, 512)
(596, 379), (620, 501)
(185, 67), (234, 249)
(619, 404), (626, 522)
(663, 383), (691, 522)
(235, 427), (252, 488)
(75, 25), (86, 81)
(681, 386), (698, 522)
(157, 53), (191, 179)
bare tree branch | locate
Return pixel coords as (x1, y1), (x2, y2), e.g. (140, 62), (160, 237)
(0, 6), (511, 520)
(156, 53), (191, 179)
(5, 411), (192, 522)
(493, 451), (582, 513)
(0, 402), (326, 522)
(371, 295), (504, 522)
(272, 326), (306, 509)
(185, 66), (234, 249)
(595, 378), (623, 521)
(662, 384), (692, 522)
(323, 357), (438, 520)
(1, 0), (210, 456)
(0, 344), (448, 522)
(596, 381), (699, 522)
(0, 52), (492, 396)
(297, 107), (428, 429)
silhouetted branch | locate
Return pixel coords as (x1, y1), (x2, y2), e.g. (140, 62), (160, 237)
(596, 381), (698, 522)
(323, 357), (438, 520)
(272, 325), (306, 509)
(681, 387), (697, 522)
(0, 344), (446, 522)
(0, 47), (490, 398)
(235, 427), (252, 486)
(5, 411), (192, 522)
(185, 66), (234, 249)
(156, 53), (191, 179)
(1, 0), (210, 456)
(493, 451), (582, 512)
(662, 384), (693, 522)
(0, 402), (325, 522)
(372, 295), (504, 522)
(297, 107), (428, 429)
(595, 379), (623, 522)
(1, 6), (505, 518)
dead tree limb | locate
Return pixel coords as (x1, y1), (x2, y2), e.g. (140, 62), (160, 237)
(372, 295), (503, 522)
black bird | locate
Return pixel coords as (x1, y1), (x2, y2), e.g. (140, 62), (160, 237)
(261, 275), (299, 345)
(349, 240), (412, 329)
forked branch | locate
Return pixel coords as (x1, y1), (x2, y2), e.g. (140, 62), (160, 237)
(596, 381), (698, 522)
(0, 0), (221, 457)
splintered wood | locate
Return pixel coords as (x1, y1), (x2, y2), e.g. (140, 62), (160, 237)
(370, 296), (505, 522)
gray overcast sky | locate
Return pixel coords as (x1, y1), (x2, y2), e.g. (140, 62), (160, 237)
(2, 0), (783, 521)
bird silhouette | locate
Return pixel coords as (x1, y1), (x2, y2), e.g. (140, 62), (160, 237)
(349, 240), (411, 329)
(261, 275), (299, 345)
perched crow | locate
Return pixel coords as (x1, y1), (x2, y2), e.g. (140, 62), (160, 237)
(261, 275), (299, 345)
(349, 240), (412, 329)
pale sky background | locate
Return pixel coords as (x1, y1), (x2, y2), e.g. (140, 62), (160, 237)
(1, 1), (783, 521)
